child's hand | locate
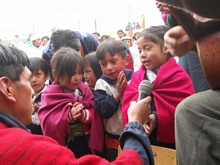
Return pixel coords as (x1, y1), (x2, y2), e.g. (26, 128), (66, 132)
(143, 114), (156, 136)
(33, 102), (40, 113)
(117, 71), (128, 92)
(114, 71), (128, 101)
(70, 102), (84, 121)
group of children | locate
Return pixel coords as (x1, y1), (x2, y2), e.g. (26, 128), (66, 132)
(26, 25), (194, 162)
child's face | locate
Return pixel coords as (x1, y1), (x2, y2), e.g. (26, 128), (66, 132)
(124, 39), (132, 47)
(58, 67), (82, 93)
(42, 38), (49, 46)
(137, 36), (167, 70)
(99, 53), (127, 80)
(84, 64), (97, 90)
(30, 70), (48, 95)
(117, 32), (124, 39)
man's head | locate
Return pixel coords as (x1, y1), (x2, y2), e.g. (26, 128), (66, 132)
(0, 44), (34, 125)
(50, 29), (80, 53)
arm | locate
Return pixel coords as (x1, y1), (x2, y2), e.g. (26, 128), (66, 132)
(120, 97), (154, 165)
(94, 86), (119, 119)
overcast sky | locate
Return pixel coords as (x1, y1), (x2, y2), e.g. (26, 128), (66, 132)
(0, 0), (164, 40)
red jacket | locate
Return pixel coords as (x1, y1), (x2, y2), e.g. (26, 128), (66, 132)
(0, 122), (144, 165)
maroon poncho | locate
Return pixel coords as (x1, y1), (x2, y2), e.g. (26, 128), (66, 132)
(38, 81), (104, 152)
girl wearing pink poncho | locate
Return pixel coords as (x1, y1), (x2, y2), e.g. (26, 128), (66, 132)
(122, 26), (195, 149)
(38, 47), (104, 158)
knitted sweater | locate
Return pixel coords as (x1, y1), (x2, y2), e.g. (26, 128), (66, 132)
(0, 110), (154, 165)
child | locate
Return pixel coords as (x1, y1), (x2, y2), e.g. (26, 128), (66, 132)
(94, 39), (133, 161)
(38, 47), (103, 158)
(122, 26), (195, 149)
(26, 57), (50, 135)
(83, 52), (102, 91)
(83, 52), (105, 157)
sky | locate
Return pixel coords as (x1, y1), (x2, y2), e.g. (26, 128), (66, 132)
(0, 0), (164, 40)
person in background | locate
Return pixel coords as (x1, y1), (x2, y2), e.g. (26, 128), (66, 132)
(117, 29), (126, 40)
(120, 38), (134, 71)
(41, 36), (50, 47)
(92, 32), (101, 43)
(94, 39), (133, 161)
(28, 34), (44, 58)
(131, 31), (142, 72)
(42, 30), (98, 62)
(26, 33), (34, 48)
(75, 31), (99, 58)
(0, 44), (154, 165)
(122, 25), (195, 149)
(155, 0), (220, 164)
(83, 52), (102, 92)
(101, 35), (111, 43)
(43, 29), (81, 84)
(135, 22), (141, 29)
(26, 57), (50, 135)
(125, 22), (133, 31)
(121, 36), (132, 48)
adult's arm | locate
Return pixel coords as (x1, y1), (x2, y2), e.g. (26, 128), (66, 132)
(120, 122), (154, 165)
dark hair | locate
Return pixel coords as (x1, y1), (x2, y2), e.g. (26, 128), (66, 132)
(50, 29), (80, 53)
(29, 57), (50, 77)
(101, 35), (110, 42)
(84, 52), (102, 80)
(93, 32), (100, 37)
(41, 36), (50, 41)
(117, 29), (124, 34)
(96, 39), (127, 60)
(51, 47), (83, 81)
(137, 25), (169, 48)
(0, 44), (30, 81)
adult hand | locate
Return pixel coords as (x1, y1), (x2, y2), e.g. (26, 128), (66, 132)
(164, 25), (196, 56)
(156, 1), (170, 14)
(128, 96), (152, 125)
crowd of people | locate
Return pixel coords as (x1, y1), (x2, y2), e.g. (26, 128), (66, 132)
(0, 0), (219, 164)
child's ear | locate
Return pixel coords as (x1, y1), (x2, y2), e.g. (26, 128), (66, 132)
(163, 46), (169, 54)
(125, 54), (130, 66)
(45, 74), (49, 81)
(52, 70), (56, 81)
